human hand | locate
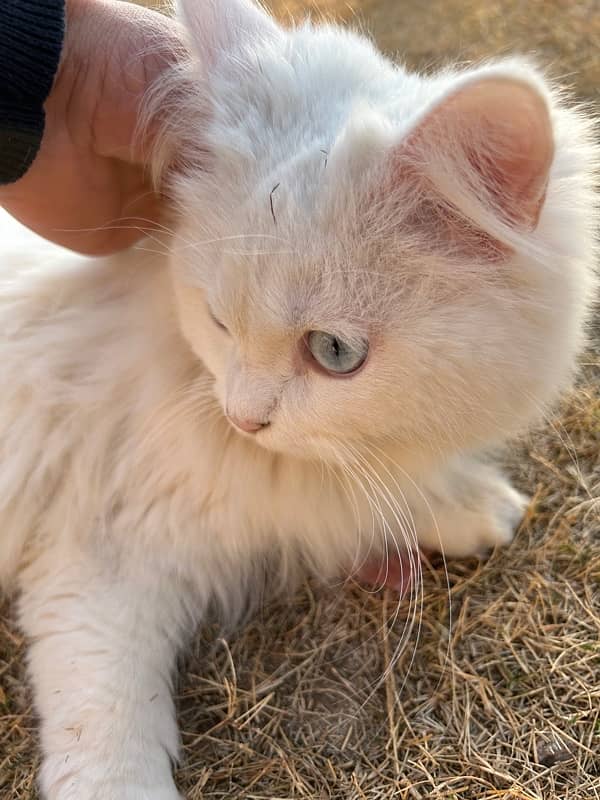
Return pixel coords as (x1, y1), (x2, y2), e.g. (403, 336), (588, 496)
(0, 0), (181, 255)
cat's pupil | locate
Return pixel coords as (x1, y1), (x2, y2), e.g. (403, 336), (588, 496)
(209, 308), (228, 332)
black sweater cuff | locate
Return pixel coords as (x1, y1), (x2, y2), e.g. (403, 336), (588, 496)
(0, 0), (66, 185)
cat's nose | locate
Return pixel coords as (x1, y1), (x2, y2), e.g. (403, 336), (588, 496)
(227, 415), (270, 434)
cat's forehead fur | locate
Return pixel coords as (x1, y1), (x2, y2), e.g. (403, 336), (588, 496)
(171, 23), (444, 332)
(168, 4), (555, 334)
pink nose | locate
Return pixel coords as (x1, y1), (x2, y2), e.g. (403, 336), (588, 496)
(228, 415), (269, 434)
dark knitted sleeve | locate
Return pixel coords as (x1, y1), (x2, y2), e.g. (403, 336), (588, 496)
(0, 0), (65, 185)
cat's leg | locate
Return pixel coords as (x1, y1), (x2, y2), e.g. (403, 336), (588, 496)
(410, 456), (528, 558)
(18, 547), (195, 800)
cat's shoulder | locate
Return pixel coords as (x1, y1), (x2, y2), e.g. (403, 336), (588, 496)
(0, 211), (165, 328)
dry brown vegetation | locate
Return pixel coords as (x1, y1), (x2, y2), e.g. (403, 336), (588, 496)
(1, 1), (599, 798)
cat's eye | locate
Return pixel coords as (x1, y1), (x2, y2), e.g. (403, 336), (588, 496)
(305, 331), (368, 375)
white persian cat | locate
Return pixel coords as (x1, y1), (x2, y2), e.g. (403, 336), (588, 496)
(0, 1), (597, 797)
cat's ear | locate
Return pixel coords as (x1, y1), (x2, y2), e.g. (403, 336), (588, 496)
(176, 0), (280, 65)
(403, 74), (554, 232)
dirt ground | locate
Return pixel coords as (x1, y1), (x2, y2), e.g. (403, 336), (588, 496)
(1, 1), (599, 798)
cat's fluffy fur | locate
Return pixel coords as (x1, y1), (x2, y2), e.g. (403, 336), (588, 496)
(0, 1), (598, 797)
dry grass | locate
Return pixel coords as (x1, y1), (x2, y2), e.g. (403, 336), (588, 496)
(1, 1), (599, 798)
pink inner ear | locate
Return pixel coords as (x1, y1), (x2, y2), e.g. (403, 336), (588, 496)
(405, 77), (555, 233)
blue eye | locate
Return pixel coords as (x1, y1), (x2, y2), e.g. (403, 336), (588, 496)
(306, 331), (368, 375)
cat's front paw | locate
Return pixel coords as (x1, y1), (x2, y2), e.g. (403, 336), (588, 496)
(44, 781), (183, 800)
(419, 463), (528, 558)
(41, 760), (183, 800)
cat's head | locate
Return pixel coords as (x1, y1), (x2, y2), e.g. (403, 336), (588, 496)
(148, 0), (596, 465)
